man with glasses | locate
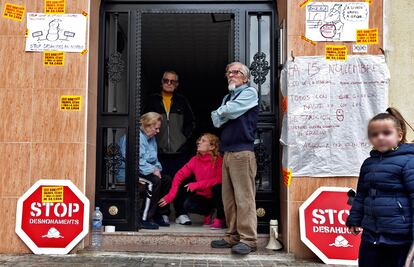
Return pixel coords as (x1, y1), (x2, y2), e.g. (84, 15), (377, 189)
(210, 62), (259, 255)
(145, 70), (195, 226)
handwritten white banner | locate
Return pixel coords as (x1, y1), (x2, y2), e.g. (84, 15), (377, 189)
(280, 55), (389, 177)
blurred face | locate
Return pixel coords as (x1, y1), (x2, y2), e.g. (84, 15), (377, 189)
(226, 64), (248, 90)
(143, 120), (161, 138)
(368, 119), (402, 152)
(197, 136), (214, 154)
(161, 73), (179, 93)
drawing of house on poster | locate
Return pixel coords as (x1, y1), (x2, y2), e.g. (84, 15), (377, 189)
(25, 13), (87, 52)
(305, 2), (369, 42)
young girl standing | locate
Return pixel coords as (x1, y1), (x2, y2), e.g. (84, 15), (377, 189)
(347, 108), (414, 267)
(159, 133), (226, 229)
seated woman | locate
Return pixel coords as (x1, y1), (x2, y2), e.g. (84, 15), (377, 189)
(159, 133), (226, 229)
(138, 112), (169, 230)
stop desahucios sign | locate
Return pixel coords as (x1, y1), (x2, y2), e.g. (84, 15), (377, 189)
(299, 186), (361, 265)
(15, 179), (90, 254)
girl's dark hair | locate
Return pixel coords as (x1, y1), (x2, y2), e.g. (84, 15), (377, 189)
(368, 107), (410, 143)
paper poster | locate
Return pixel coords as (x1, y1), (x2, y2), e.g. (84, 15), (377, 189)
(356, 28), (378, 44)
(306, 2), (369, 42)
(44, 51), (64, 66)
(2, 3), (25, 21)
(42, 186), (63, 202)
(353, 44), (368, 53)
(325, 45), (347, 61)
(44, 0), (66, 14)
(60, 95), (82, 111)
(280, 55), (389, 177)
(25, 13), (86, 52)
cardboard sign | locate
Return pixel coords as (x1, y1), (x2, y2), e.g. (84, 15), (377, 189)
(2, 3), (25, 21)
(299, 187), (361, 265)
(44, 0), (66, 14)
(356, 28), (378, 44)
(325, 45), (347, 61)
(44, 51), (64, 66)
(15, 180), (90, 255)
(60, 95), (82, 111)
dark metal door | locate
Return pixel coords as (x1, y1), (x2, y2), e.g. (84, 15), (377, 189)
(96, 0), (279, 232)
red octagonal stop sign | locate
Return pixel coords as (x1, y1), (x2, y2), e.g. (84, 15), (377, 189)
(15, 180), (90, 254)
(299, 187), (361, 265)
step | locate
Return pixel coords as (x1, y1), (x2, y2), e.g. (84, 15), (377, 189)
(85, 223), (278, 255)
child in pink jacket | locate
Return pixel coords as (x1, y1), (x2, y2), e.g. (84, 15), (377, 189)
(159, 133), (225, 229)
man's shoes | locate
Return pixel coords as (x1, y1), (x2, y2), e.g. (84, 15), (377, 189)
(141, 220), (159, 230)
(231, 242), (257, 255)
(175, 214), (192, 225)
(154, 215), (170, 227)
(210, 218), (226, 230)
(210, 239), (233, 248)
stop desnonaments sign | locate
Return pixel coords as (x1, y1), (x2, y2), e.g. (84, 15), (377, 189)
(299, 187), (361, 265)
(15, 180), (90, 254)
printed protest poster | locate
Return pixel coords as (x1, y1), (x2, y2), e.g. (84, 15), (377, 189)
(306, 2), (369, 42)
(60, 95), (82, 111)
(25, 13), (86, 52)
(280, 55), (389, 176)
(2, 3), (25, 21)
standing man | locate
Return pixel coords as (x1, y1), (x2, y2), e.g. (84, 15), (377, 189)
(145, 70), (196, 225)
(210, 62), (259, 255)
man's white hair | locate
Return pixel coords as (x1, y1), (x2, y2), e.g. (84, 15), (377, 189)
(226, 62), (250, 82)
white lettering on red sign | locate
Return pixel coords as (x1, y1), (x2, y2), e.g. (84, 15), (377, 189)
(312, 209), (349, 225)
(30, 202), (80, 218)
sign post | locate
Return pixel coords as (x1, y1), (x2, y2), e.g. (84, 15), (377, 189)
(299, 186), (361, 265)
(15, 180), (90, 254)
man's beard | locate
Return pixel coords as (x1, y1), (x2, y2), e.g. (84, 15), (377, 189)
(228, 82), (236, 91)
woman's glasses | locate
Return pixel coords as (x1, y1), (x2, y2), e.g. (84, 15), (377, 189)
(162, 78), (178, 85)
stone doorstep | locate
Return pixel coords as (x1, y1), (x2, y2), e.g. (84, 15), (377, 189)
(84, 231), (279, 255)
(76, 251), (297, 263)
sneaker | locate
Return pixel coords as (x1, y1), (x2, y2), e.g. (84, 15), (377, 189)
(154, 215), (170, 227)
(175, 214), (192, 225)
(141, 220), (159, 230)
(210, 218), (226, 229)
(203, 214), (213, 226)
(231, 242), (257, 255)
(211, 239), (233, 248)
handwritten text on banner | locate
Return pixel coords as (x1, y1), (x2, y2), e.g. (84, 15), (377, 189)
(280, 56), (389, 176)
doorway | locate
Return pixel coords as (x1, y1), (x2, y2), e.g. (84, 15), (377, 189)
(141, 13), (232, 137)
(96, 1), (279, 233)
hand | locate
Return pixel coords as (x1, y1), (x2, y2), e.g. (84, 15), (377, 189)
(349, 226), (362, 235)
(153, 169), (161, 178)
(158, 197), (168, 207)
(184, 183), (196, 192)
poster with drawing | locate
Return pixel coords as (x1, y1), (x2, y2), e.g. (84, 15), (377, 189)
(306, 2), (369, 42)
(25, 13), (87, 52)
(280, 55), (389, 177)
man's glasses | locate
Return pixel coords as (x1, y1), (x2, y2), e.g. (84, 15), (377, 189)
(225, 70), (244, 77)
(162, 78), (178, 85)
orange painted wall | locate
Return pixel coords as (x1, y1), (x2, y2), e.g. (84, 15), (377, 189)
(0, 0), (93, 253)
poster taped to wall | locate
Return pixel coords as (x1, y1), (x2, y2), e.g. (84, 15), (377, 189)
(280, 55), (389, 177)
(25, 13), (87, 52)
(306, 2), (369, 42)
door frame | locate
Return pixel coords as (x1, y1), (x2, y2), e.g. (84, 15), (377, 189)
(96, 0), (280, 232)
